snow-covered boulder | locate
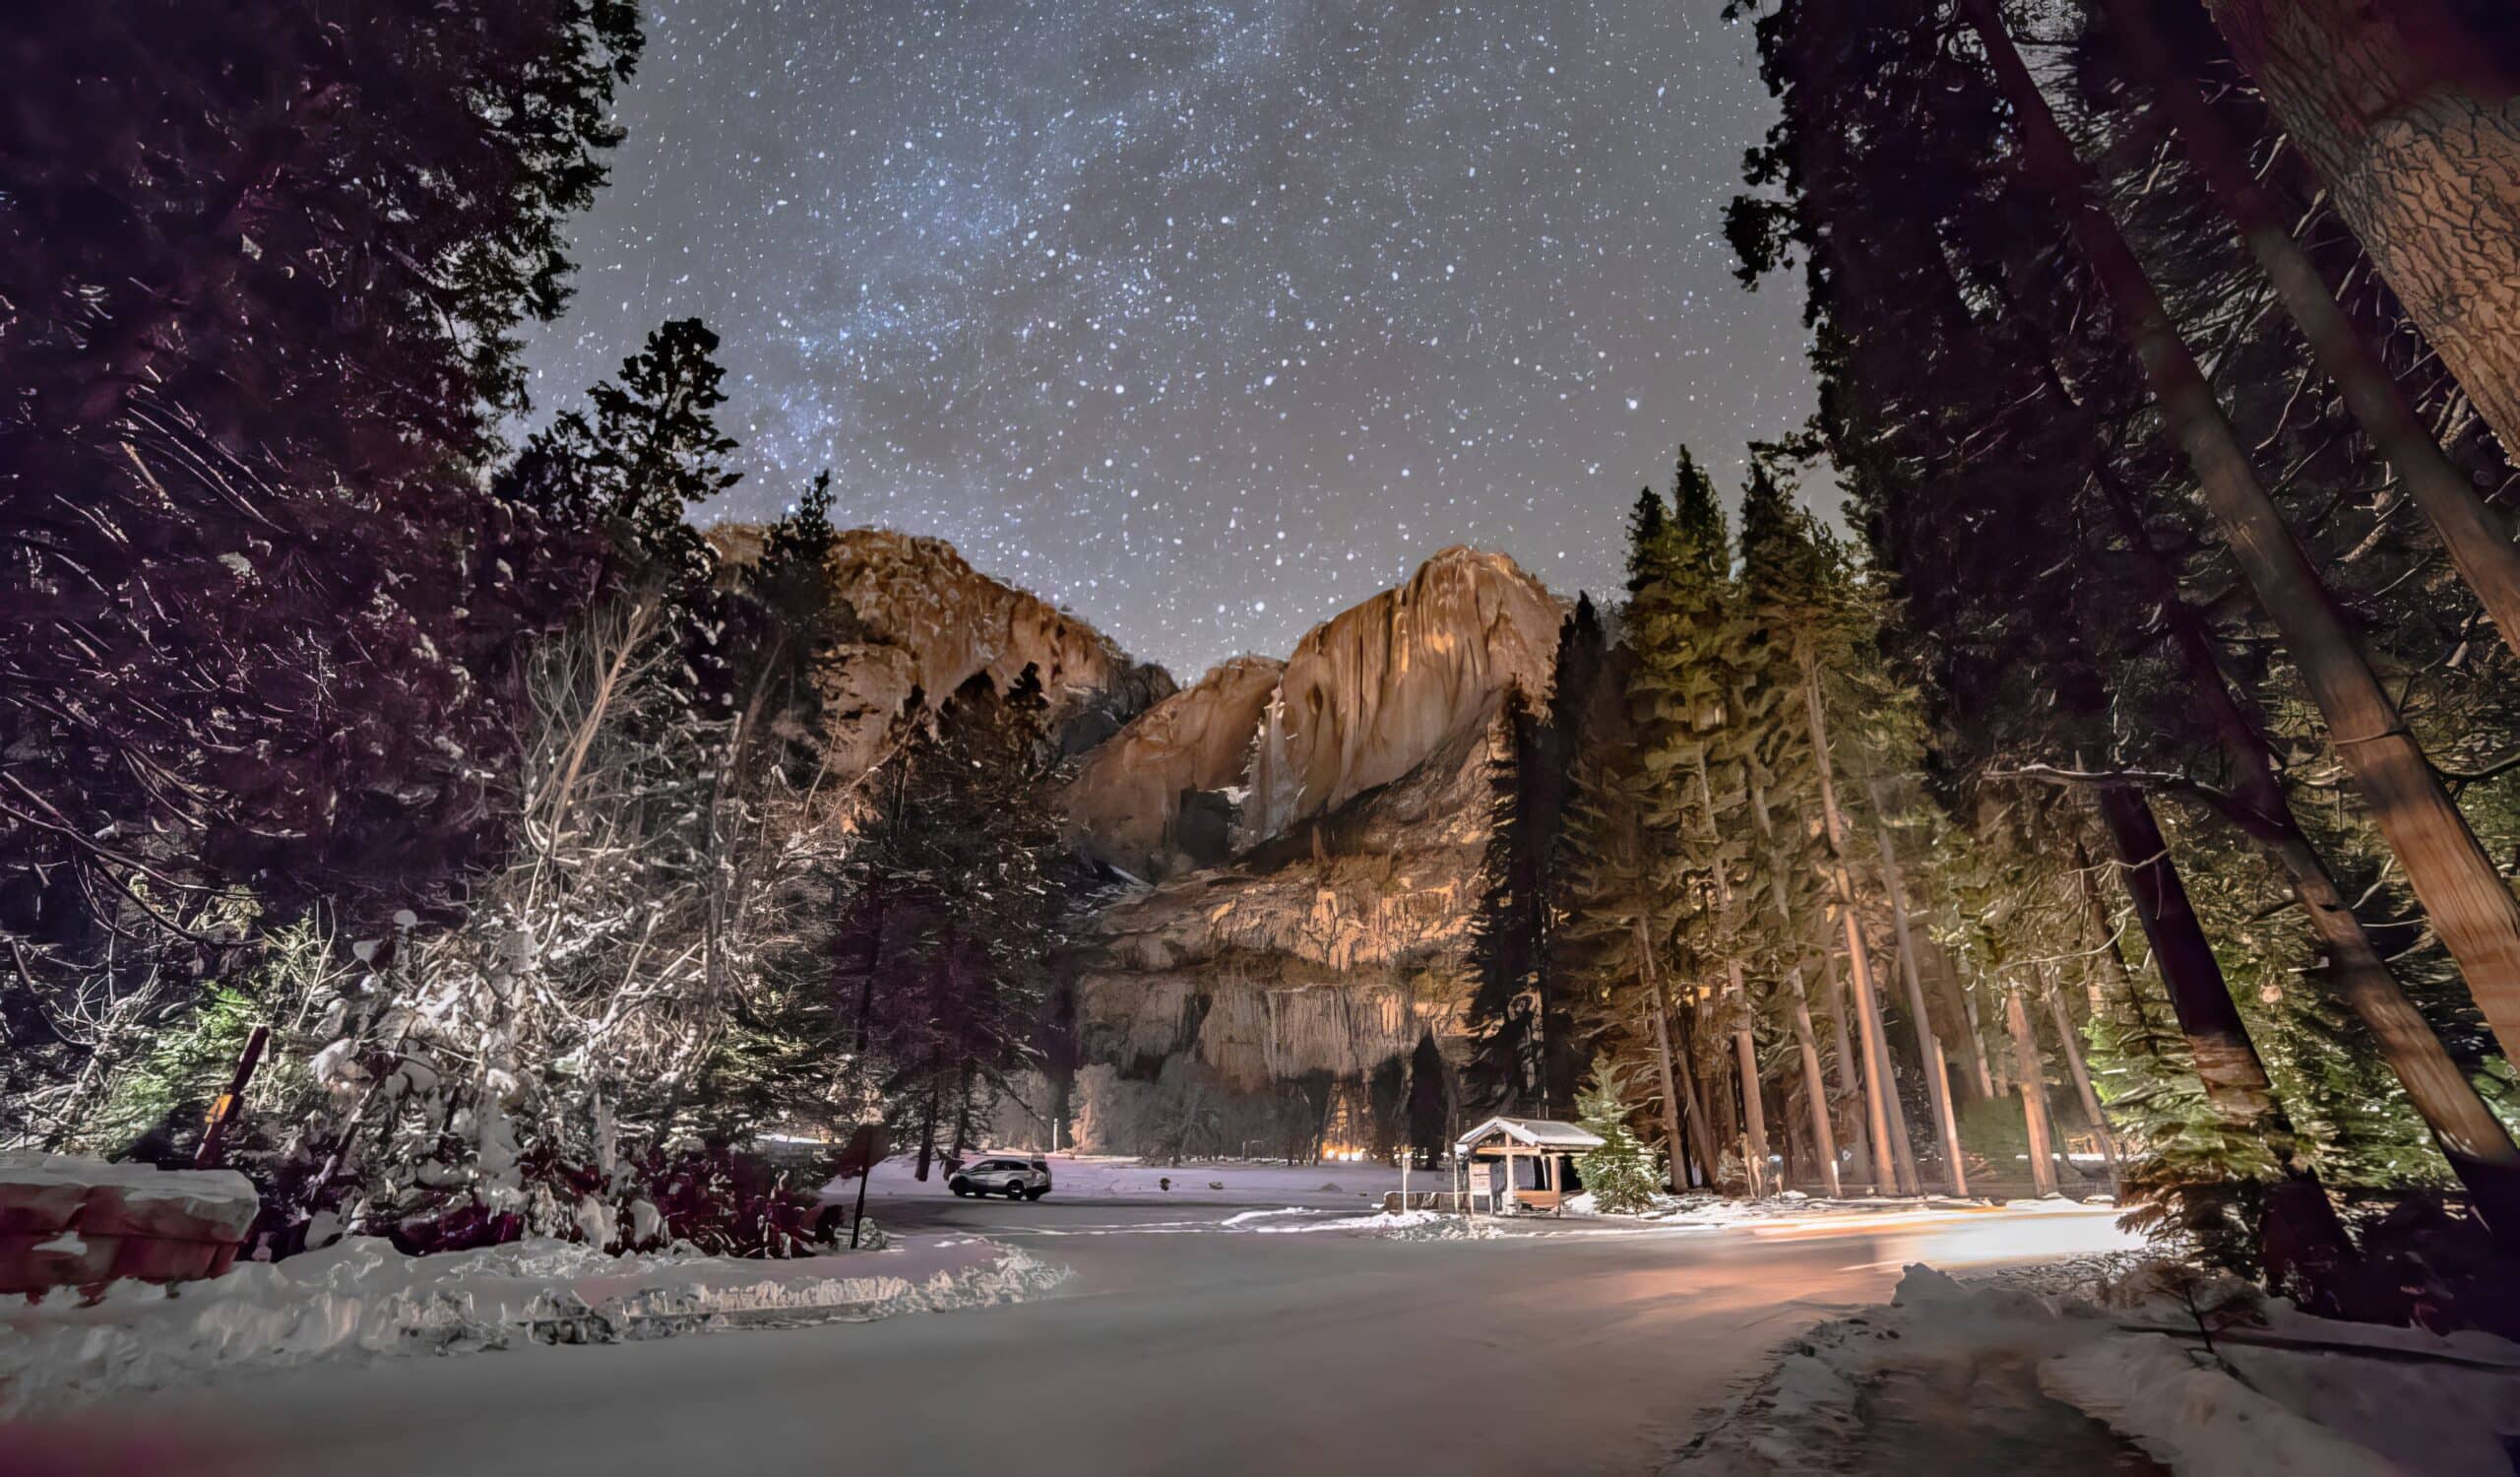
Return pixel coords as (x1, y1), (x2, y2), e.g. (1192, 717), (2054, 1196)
(0, 1154), (259, 1294)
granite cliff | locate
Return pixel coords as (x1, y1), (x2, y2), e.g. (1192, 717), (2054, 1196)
(714, 525), (1175, 778)
(724, 525), (1569, 1155)
(1058, 546), (1566, 1154)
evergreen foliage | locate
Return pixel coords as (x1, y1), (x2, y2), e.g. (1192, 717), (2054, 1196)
(1573, 1063), (1667, 1214)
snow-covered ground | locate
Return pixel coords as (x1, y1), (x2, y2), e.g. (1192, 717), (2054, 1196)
(0, 1230), (1064, 1423)
(7, 1193), (2149, 1476)
(1571, 1187), (2115, 1227)
(837, 1152), (1407, 1208)
(1670, 1259), (2520, 1475)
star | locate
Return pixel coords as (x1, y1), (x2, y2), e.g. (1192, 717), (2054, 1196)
(525, 0), (1817, 676)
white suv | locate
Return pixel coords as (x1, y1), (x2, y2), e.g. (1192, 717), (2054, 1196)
(948, 1156), (1051, 1200)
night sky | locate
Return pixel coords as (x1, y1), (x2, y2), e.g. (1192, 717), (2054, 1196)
(523, 0), (1817, 679)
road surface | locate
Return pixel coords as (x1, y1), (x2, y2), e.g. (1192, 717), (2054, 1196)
(7, 1195), (2138, 1476)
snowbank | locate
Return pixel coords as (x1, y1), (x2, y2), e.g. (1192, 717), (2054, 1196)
(0, 1232), (1067, 1422)
(1668, 1260), (2520, 1475)
(1245, 1208), (1499, 1240)
(1583, 1188), (2109, 1228)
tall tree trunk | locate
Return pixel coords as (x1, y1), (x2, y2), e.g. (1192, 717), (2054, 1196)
(1672, 995), (1722, 1188)
(1802, 654), (1916, 1192)
(1962, 0), (2520, 1068)
(1832, 931), (1906, 1193)
(2043, 965), (2121, 1193)
(951, 1056), (985, 1165)
(2199, 0), (2520, 464)
(1731, 974), (1770, 1195)
(913, 1061), (942, 1182)
(1870, 780), (1968, 1194)
(1640, 921), (1694, 1192)
(2112, 0), (2520, 653)
(1785, 968), (1843, 1197)
(2004, 983), (2061, 1196)
(1927, 936), (1997, 1102)
(1858, 926), (1922, 1196)
(2091, 469), (2520, 1244)
(1747, 775), (1843, 1196)
(2094, 784), (2360, 1300)
(1820, 944), (1875, 1188)
(1699, 766), (1771, 1193)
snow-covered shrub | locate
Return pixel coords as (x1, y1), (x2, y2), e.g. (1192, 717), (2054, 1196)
(633, 1145), (838, 1257)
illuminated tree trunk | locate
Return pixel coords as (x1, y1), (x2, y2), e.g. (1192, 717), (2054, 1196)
(2200, 0), (2520, 464)
(2043, 966), (2120, 1193)
(1640, 923), (1707, 1190)
(1820, 945), (1875, 1188)
(1870, 780), (1968, 1194)
(2110, 0), (2520, 655)
(1802, 654), (1916, 1193)
(1962, 0), (2520, 1070)
(2095, 783), (2359, 1299)
(1931, 936), (1996, 1100)
(1699, 769), (1772, 1194)
(2003, 983), (2060, 1196)
(1729, 969), (1770, 1195)
(1747, 776), (1845, 1197)
(1784, 968), (1843, 1197)
(2093, 470), (2520, 1245)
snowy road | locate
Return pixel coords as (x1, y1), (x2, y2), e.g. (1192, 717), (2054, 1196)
(8, 1196), (2137, 1476)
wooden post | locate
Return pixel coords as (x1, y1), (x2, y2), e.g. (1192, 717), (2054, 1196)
(194, 1024), (270, 1169)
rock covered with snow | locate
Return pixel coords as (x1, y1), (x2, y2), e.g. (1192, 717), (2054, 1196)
(0, 1154), (259, 1294)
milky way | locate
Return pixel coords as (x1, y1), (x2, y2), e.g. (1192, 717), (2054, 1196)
(523, 0), (1816, 678)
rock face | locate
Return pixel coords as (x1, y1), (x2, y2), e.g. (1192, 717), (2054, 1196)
(1064, 654), (1284, 881)
(1059, 546), (1565, 1153)
(724, 523), (1567, 1157)
(1243, 546), (1564, 841)
(716, 525), (1173, 780)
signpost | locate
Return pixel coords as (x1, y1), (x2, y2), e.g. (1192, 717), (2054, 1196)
(833, 1124), (889, 1249)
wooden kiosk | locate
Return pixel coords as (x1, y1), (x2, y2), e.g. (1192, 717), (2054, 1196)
(1453, 1116), (1605, 1215)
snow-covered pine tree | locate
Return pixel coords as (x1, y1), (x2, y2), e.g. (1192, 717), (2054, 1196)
(1573, 1063), (1666, 1214)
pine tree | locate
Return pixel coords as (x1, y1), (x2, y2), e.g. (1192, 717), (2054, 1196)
(1573, 1063), (1667, 1214)
(1467, 692), (1553, 1114)
(505, 317), (742, 586)
(0, 0), (640, 1135)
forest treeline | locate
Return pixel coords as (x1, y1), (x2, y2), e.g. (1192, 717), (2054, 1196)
(1455, 0), (2520, 1316)
(0, 2), (1078, 1255)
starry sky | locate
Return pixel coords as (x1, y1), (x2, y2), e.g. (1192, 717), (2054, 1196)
(523, 0), (1818, 680)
